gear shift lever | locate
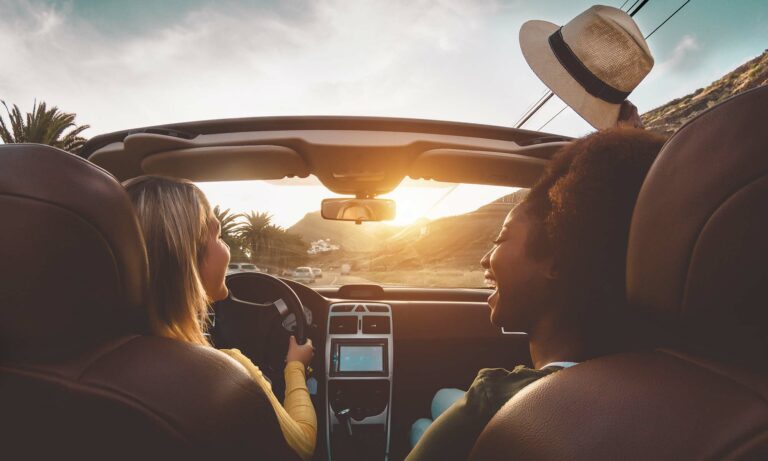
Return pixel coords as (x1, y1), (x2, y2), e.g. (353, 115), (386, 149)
(335, 408), (354, 437)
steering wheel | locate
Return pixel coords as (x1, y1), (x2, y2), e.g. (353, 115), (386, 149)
(211, 272), (309, 396)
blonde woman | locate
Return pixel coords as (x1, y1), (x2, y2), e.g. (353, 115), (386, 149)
(123, 175), (317, 460)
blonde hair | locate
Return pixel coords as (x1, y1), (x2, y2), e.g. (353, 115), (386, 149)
(123, 175), (216, 346)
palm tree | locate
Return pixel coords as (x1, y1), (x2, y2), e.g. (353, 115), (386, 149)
(237, 211), (310, 270)
(0, 100), (90, 155)
(259, 224), (289, 266)
(238, 211), (275, 264)
(213, 205), (246, 260)
(213, 206), (239, 243)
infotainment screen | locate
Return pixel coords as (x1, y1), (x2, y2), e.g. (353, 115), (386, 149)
(338, 345), (384, 372)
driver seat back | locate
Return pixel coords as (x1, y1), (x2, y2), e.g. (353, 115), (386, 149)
(469, 86), (768, 460)
(0, 144), (298, 460)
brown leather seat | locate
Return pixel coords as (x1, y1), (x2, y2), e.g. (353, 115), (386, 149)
(0, 144), (298, 460)
(470, 86), (768, 461)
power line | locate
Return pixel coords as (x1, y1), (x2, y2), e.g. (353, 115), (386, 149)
(524, 89), (550, 114)
(644, 0), (691, 39)
(625, 0), (643, 14)
(629, 0), (651, 17)
(514, 93), (554, 129)
(537, 105), (568, 131)
(424, 184), (461, 216)
(513, 89), (550, 128)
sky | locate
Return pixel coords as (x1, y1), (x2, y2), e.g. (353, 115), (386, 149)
(2, 0), (766, 227)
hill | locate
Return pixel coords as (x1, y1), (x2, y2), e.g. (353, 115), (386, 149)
(288, 211), (402, 252)
(642, 50), (767, 135)
(363, 189), (529, 270)
(296, 190), (529, 272)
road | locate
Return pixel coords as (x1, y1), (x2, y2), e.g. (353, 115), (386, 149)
(326, 272), (379, 285)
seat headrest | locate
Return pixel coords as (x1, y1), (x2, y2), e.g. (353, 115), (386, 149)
(627, 86), (768, 363)
(0, 144), (148, 360)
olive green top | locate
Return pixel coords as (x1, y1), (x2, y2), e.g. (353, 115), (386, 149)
(406, 365), (561, 461)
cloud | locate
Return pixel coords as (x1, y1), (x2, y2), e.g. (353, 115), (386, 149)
(2, 0), (550, 136)
(2, 0), (764, 142)
(649, 34), (701, 79)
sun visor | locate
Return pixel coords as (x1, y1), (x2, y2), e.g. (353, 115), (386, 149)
(141, 146), (309, 181)
(409, 142), (566, 187)
(89, 132), (310, 181)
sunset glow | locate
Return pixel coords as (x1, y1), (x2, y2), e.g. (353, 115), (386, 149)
(197, 177), (517, 228)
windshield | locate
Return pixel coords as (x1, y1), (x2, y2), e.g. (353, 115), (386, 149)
(199, 177), (521, 288)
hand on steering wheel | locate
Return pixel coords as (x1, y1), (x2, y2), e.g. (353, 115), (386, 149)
(211, 272), (311, 397)
(287, 335), (315, 368)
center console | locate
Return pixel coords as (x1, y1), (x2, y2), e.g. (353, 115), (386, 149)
(325, 303), (393, 460)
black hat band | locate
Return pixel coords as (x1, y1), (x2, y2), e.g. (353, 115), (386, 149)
(548, 27), (630, 104)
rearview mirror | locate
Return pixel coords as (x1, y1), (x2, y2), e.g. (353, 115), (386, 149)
(321, 198), (396, 223)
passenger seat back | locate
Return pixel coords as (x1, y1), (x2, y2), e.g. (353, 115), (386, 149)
(469, 86), (768, 461)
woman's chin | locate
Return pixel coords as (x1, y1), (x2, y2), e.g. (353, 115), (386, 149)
(487, 290), (499, 322)
(210, 286), (229, 302)
(487, 290), (498, 308)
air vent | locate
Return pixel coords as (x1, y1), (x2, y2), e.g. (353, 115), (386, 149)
(366, 305), (389, 312)
(363, 316), (391, 334)
(331, 304), (354, 312)
(329, 316), (358, 334)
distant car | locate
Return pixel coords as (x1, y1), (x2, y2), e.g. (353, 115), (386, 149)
(292, 266), (315, 284)
(340, 263), (351, 275)
(227, 262), (260, 275)
(312, 268), (323, 279)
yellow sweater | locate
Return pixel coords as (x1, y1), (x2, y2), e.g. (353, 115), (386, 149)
(221, 348), (317, 460)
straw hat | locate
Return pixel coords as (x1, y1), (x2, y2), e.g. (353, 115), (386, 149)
(520, 5), (654, 129)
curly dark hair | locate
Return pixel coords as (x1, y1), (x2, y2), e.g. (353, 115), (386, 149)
(523, 128), (667, 350)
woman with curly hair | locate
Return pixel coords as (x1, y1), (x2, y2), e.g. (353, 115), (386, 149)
(407, 127), (666, 461)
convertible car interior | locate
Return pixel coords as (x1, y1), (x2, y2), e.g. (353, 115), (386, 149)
(1, 86), (766, 460)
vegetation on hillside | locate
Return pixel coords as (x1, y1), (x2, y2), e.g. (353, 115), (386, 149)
(300, 189), (529, 273)
(288, 211), (401, 252)
(642, 50), (767, 135)
(214, 209), (309, 270)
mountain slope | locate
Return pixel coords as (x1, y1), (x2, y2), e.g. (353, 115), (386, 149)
(288, 211), (401, 251)
(642, 50), (767, 135)
(367, 189), (529, 270)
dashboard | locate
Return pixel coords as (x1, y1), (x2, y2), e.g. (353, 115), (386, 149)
(215, 278), (529, 461)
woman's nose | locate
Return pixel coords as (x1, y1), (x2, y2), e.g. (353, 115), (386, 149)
(480, 248), (491, 269)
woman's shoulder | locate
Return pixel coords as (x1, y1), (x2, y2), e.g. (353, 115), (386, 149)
(468, 365), (556, 407)
(474, 364), (553, 381)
